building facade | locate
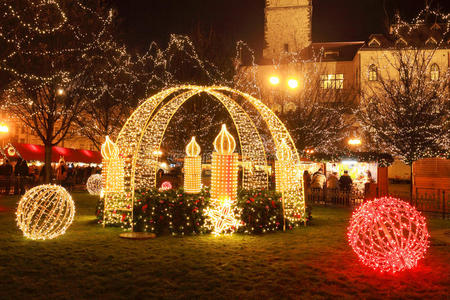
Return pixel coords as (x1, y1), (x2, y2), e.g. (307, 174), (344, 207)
(246, 2), (450, 116)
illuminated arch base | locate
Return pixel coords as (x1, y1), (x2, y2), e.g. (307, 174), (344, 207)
(104, 85), (305, 228)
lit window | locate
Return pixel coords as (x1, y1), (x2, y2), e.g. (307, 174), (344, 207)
(368, 64), (377, 81)
(430, 63), (439, 81)
(320, 74), (344, 89)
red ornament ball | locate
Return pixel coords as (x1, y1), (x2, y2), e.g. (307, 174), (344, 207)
(347, 197), (429, 273)
(160, 181), (172, 191)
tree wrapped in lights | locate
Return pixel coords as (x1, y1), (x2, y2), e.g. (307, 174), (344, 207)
(348, 197), (429, 273)
(184, 136), (202, 194)
(358, 8), (450, 198)
(16, 184), (75, 240)
(0, 1), (119, 182)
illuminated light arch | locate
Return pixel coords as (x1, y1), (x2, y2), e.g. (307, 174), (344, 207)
(106, 85), (305, 227)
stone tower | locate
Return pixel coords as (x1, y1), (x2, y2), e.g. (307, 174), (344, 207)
(263, 0), (312, 60)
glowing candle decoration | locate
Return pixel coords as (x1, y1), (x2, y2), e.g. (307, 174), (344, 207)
(101, 136), (116, 188)
(16, 185), (75, 240)
(101, 136), (124, 193)
(86, 174), (103, 195)
(348, 197), (429, 273)
(211, 124), (238, 201)
(184, 136), (202, 194)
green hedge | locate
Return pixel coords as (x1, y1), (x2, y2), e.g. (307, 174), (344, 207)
(96, 188), (308, 236)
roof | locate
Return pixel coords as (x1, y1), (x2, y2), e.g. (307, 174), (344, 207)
(4, 143), (102, 164)
(307, 41), (364, 61)
(361, 23), (450, 49)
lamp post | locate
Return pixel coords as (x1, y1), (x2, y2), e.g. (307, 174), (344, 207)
(0, 123), (9, 147)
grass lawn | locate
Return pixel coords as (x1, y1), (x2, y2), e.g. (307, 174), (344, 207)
(0, 193), (449, 299)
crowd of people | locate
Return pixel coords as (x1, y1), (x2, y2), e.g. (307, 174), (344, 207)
(0, 158), (101, 195)
(303, 167), (375, 204)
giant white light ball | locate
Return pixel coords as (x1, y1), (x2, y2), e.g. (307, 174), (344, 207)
(16, 185), (75, 240)
(86, 174), (103, 195)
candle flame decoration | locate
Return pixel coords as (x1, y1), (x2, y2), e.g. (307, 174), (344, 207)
(186, 136), (201, 157)
(101, 136), (124, 193)
(101, 136), (119, 160)
(184, 137), (202, 194)
(213, 124), (236, 155)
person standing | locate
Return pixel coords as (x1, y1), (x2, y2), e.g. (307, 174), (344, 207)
(15, 159), (29, 195)
(3, 159), (13, 195)
(339, 170), (353, 192)
(311, 168), (326, 203)
(327, 171), (339, 203)
(56, 158), (68, 185)
(303, 170), (311, 202)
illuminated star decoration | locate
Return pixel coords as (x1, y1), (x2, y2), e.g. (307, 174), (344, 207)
(205, 197), (240, 235)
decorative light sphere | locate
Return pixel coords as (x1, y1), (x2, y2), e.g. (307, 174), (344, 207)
(160, 181), (172, 191)
(86, 174), (103, 195)
(16, 185), (75, 240)
(348, 197), (429, 273)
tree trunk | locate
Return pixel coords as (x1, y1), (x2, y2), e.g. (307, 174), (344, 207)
(410, 163), (413, 203)
(44, 143), (52, 183)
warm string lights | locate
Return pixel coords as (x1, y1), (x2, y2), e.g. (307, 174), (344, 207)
(184, 137), (202, 194)
(347, 197), (430, 273)
(16, 185), (75, 240)
(105, 85), (305, 228)
(86, 174), (103, 195)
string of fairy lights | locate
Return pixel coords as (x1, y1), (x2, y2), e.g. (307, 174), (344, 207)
(16, 185), (75, 240)
(359, 8), (450, 163)
(103, 85), (306, 231)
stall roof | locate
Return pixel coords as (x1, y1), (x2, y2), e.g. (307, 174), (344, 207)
(5, 143), (102, 164)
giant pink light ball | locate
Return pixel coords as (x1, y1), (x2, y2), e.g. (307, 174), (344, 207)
(348, 197), (429, 272)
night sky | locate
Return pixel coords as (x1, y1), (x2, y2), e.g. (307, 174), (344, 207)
(108, 0), (449, 56)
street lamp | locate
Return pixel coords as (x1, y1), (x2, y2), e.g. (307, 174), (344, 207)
(348, 138), (362, 146)
(269, 76), (280, 85)
(57, 88), (64, 96)
(287, 78), (298, 89)
(0, 124), (8, 133)
(0, 123), (8, 147)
